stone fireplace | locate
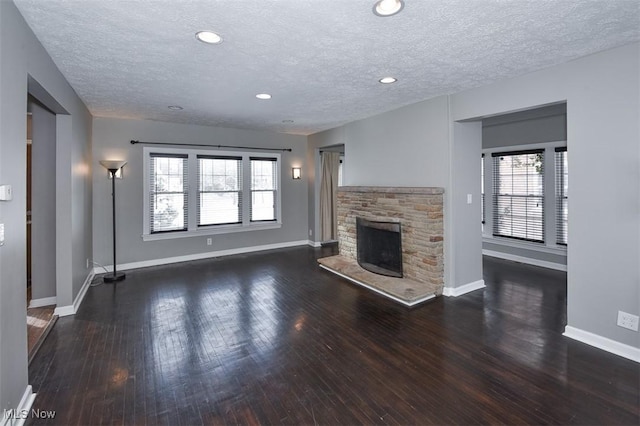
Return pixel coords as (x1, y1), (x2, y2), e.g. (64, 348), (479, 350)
(318, 186), (444, 306)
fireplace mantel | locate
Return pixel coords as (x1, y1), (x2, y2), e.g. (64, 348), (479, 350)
(338, 186), (444, 195)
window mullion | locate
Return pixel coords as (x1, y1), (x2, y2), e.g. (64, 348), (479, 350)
(275, 161), (281, 224)
(543, 147), (556, 246)
(242, 155), (251, 226)
(187, 154), (198, 232)
(143, 149), (151, 235)
(484, 154), (493, 236)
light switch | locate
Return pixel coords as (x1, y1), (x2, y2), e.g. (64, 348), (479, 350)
(467, 194), (472, 204)
(0, 185), (12, 201)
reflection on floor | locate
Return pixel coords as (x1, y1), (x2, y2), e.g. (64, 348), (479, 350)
(27, 305), (57, 364)
(28, 247), (639, 425)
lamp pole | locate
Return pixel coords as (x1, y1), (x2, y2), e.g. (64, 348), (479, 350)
(99, 160), (127, 283)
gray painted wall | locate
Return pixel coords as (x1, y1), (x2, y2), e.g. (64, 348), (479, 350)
(0, 0), (93, 412)
(452, 121), (483, 288)
(92, 118), (308, 266)
(482, 104), (568, 266)
(30, 102), (57, 300)
(451, 42), (639, 349)
(482, 103), (567, 148)
(343, 96), (450, 187)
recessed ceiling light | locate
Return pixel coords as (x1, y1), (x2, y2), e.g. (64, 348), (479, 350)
(379, 77), (398, 84)
(195, 31), (223, 44)
(256, 93), (272, 100)
(168, 105), (184, 110)
(373, 0), (404, 17)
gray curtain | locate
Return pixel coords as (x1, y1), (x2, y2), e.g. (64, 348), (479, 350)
(320, 152), (340, 241)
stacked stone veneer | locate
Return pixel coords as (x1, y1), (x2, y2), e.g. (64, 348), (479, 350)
(337, 186), (444, 290)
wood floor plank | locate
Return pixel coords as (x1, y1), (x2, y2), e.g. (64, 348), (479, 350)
(27, 247), (639, 425)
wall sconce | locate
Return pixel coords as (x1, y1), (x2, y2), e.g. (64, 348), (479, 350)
(292, 167), (302, 180)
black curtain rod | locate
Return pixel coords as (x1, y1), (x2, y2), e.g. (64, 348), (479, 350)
(130, 140), (292, 152)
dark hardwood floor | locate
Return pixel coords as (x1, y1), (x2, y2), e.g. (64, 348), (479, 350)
(28, 247), (639, 425)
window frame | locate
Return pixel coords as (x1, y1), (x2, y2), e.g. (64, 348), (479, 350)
(197, 155), (243, 227)
(555, 147), (568, 246)
(143, 147), (282, 241)
(148, 153), (189, 234)
(491, 148), (545, 243)
(482, 141), (567, 254)
(250, 157), (278, 223)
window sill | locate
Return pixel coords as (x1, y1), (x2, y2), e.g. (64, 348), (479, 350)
(142, 222), (282, 241)
(482, 235), (567, 255)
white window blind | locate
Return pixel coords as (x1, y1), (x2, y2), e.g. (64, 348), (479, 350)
(555, 147), (568, 245)
(250, 158), (277, 222)
(492, 150), (544, 243)
(198, 156), (242, 226)
(149, 154), (188, 233)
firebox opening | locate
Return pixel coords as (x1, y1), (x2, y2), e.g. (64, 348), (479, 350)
(356, 217), (403, 278)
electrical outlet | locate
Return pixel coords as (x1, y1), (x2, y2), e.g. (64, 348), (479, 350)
(309, 229), (312, 237)
(617, 311), (639, 332)
(86, 258), (90, 269)
(206, 238), (212, 246)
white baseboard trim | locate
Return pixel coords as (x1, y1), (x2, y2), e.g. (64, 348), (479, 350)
(94, 240), (311, 274)
(563, 326), (640, 363)
(307, 240), (321, 248)
(443, 279), (486, 297)
(0, 385), (36, 426)
(483, 249), (567, 272)
(54, 269), (95, 317)
(28, 297), (57, 309)
(319, 264), (436, 307)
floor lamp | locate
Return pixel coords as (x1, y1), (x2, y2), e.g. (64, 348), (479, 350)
(99, 160), (127, 283)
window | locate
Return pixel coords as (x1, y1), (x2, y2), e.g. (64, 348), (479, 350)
(492, 150), (544, 243)
(555, 147), (568, 245)
(149, 154), (188, 233)
(198, 156), (242, 226)
(250, 158), (277, 222)
(144, 147), (281, 240)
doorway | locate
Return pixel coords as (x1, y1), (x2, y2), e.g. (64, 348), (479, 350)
(25, 98), (58, 362)
(480, 104), (568, 271)
(26, 112), (32, 304)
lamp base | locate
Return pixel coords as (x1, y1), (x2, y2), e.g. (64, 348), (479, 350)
(103, 271), (126, 283)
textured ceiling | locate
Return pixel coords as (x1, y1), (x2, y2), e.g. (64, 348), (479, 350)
(14, 0), (640, 135)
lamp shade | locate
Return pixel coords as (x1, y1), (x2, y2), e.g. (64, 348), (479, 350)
(99, 160), (127, 172)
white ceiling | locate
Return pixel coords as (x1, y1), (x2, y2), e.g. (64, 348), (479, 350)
(14, 0), (640, 136)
